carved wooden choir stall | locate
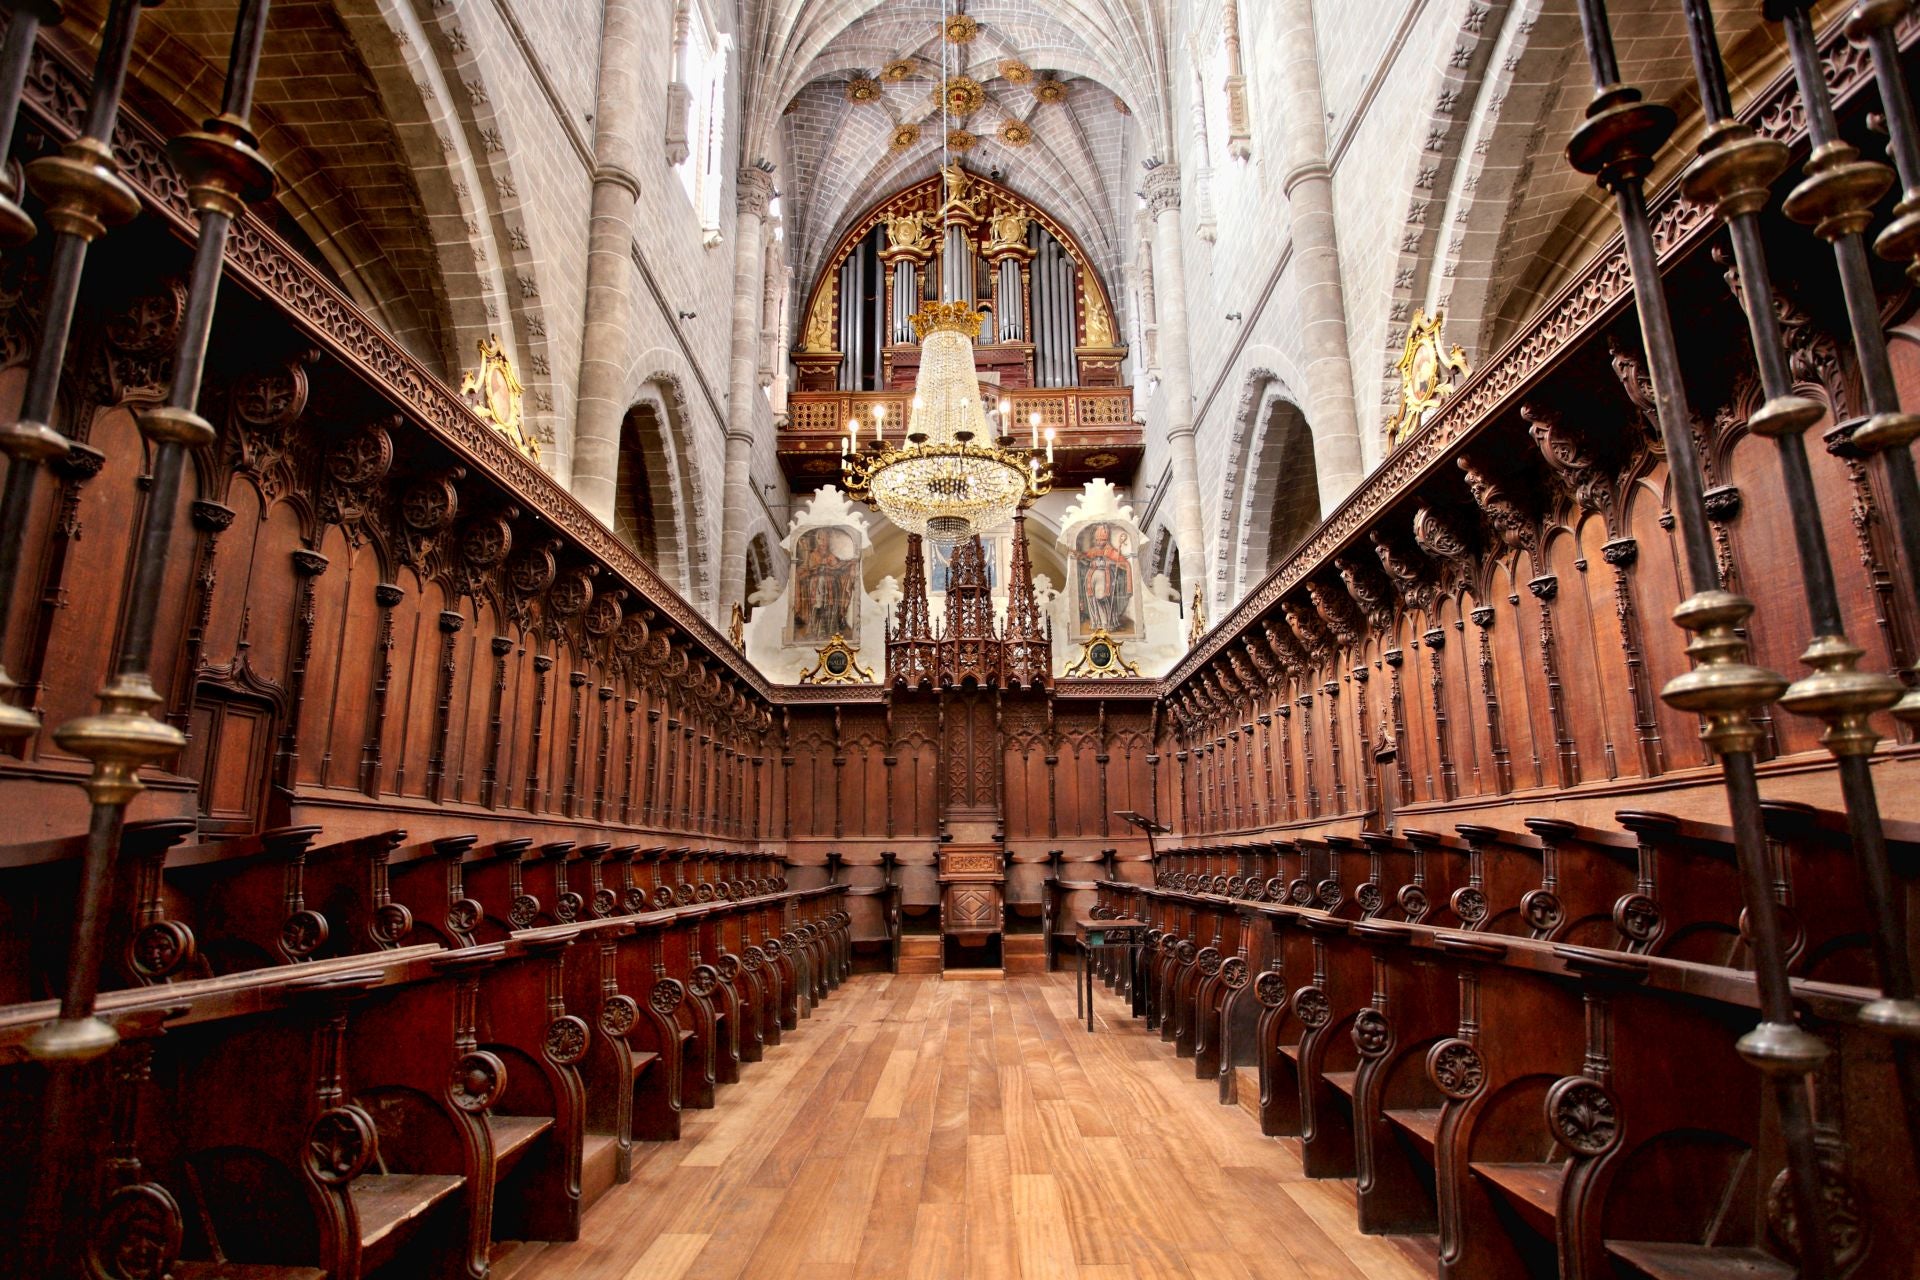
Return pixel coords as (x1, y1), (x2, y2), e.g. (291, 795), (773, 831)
(2, 0), (1920, 1278)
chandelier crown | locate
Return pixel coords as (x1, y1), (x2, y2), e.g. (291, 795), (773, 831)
(911, 301), (985, 341)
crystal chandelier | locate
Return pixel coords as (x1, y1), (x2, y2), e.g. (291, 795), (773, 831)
(841, 303), (1053, 544)
(840, 0), (1053, 544)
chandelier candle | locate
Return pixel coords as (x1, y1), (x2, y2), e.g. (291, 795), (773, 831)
(842, 302), (1052, 545)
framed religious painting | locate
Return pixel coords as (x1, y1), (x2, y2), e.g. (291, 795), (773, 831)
(1070, 521), (1138, 638)
(789, 526), (863, 646)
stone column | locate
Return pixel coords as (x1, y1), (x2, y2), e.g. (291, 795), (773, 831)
(1142, 162), (1206, 587)
(1274, 0), (1363, 507)
(569, 0), (646, 519)
(718, 162), (775, 614)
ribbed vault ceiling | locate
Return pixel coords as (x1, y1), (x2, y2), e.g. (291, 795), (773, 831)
(747, 0), (1167, 319)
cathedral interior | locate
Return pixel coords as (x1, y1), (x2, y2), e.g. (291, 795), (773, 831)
(2, 0), (1920, 1275)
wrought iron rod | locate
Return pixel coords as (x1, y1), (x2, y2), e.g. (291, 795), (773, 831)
(1768, 0), (1920, 1053)
(0, 0), (140, 747)
(0, 1), (64, 245)
(1568, 1), (1835, 1272)
(33, 0), (274, 1065)
(1684, 0), (1920, 1168)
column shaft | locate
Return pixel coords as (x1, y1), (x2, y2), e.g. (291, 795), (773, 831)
(569, 0), (646, 518)
(1144, 166), (1206, 585)
(1274, 0), (1363, 506)
(718, 167), (772, 613)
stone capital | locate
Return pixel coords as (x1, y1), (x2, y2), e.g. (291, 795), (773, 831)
(736, 165), (776, 219)
(593, 164), (642, 201)
(1139, 162), (1182, 218)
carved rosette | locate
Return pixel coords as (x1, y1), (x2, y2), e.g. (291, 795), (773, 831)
(449, 1050), (506, 1113)
(1450, 886), (1488, 926)
(1546, 1076), (1621, 1157)
(1220, 957), (1248, 990)
(1255, 971), (1289, 1009)
(1293, 987), (1331, 1028)
(717, 953), (742, 982)
(743, 946), (766, 972)
(544, 1014), (590, 1065)
(1351, 1009), (1392, 1058)
(1289, 879), (1315, 906)
(305, 1104), (379, 1184)
(1265, 876), (1289, 901)
(1767, 1142), (1868, 1270)
(650, 977), (686, 1015)
(1176, 939), (1198, 965)
(509, 893), (540, 930)
(278, 908), (328, 960)
(1426, 1038), (1486, 1099)
(446, 898), (482, 937)
(1196, 947), (1222, 977)
(599, 995), (639, 1037)
(1356, 882), (1384, 916)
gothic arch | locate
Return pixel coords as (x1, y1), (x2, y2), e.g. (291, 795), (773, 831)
(1218, 368), (1320, 611)
(614, 370), (710, 613)
(310, 0), (565, 457)
(744, 533), (778, 616)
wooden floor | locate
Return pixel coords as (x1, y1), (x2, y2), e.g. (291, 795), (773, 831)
(517, 972), (1431, 1280)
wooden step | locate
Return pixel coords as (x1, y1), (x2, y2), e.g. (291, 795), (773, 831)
(1004, 937), (1047, 974)
(487, 1113), (553, 1175)
(1470, 1161), (1566, 1238)
(1605, 1241), (1794, 1279)
(1385, 1107), (1443, 1159)
(898, 935), (942, 956)
(175, 1266), (328, 1279)
(896, 955), (942, 974)
(581, 1132), (621, 1206)
(942, 968), (1005, 981)
(351, 1172), (465, 1270)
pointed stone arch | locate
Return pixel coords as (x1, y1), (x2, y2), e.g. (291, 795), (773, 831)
(1218, 367), (1320, 611)
(614, 371), (710, 614)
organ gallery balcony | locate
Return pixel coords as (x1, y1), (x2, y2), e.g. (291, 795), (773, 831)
(779, 386), (1143, 489)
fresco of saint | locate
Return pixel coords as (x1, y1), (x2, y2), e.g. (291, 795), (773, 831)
(791, 528), (862, 644)
(1075, 523), (1134, 635)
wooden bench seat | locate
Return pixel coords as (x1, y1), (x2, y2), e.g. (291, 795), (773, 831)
(487, 1113), (555, 1171)
(1384, 1106), (1442, 1157)
(1604, 1240), (1795, 1279)
(1470, 1160), (1566, 1239)
(351, 1171), (467, 1268)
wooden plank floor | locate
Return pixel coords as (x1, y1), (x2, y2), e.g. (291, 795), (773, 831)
(517, 973), (1432, 1280)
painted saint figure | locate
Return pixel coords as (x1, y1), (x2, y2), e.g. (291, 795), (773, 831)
(1075, 523), (1133, 634)
(791, 528), (861, 644)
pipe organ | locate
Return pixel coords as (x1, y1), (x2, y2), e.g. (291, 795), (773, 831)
(792, 167), (1127, 393)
